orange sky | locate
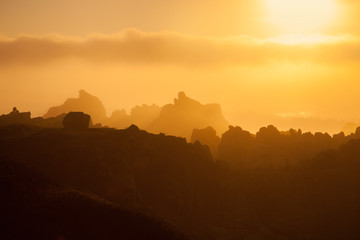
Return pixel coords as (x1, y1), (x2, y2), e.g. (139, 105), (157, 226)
(1, 0), (360, 133)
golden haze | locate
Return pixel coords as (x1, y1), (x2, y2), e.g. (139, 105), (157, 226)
(1, 0), (360, 133)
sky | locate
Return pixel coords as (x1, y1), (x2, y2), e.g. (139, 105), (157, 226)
(1, 0), (360, 133)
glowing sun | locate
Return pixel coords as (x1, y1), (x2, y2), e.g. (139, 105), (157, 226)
(266, 0), (338, 34)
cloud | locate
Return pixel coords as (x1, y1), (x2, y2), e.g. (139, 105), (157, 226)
(1, 29), (360, 67)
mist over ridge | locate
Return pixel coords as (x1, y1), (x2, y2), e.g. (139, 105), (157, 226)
(3, 88), (359, 139)
(2, 0), (360, 239)
(1, 88), (360, 240)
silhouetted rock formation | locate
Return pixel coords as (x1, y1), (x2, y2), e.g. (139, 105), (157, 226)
(218, 125), (360, 169)
(342, 122), (360, 135)
(149, 92), (229, 139)
(63, 112), (91, 130)
(44, 90), (107, 124)
(131, 104), (161, 128)
(104, 104), (161, 130)
(0, 107), (65, 128)
(218, 126), (254, 167)
(0, 158), (187, 240)
(227, 111), (345, 134)
(0, 107), (31, 124)
(39, 90), (228, 139)
(191, 126), (221, 157)
(106, 109), (131, 128)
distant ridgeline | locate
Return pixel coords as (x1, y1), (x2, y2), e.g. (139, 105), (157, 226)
(0, 90), (229, 139)
(191, 125), (360, 169)
(2, 89), (360, 169)
(42, 90), (230, 140)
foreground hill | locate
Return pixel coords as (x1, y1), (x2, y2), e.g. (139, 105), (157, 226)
(1, 124), (360, 240)
(0, 124), (214, 239)
(0, 157), (186, 240)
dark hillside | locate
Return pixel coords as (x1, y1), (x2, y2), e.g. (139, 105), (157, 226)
(0, 158), (187, 240)
(1, 125), (360, 239)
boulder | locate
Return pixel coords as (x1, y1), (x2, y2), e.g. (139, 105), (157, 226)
(63, 112), (91, 130)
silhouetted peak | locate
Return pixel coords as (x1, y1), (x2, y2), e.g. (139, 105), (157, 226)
(173, 91), (200, 106)
(257, 125), (280, 137)
(111, 109), (128, 118)
(333, 132), (345, 138)
(130, 104), (161, 115)
(105, 104), (161, 130)
(44, 90), (106, 123)
(1, 107), (31, 120)
(0, 107), (67, 128)
(355, 126), (360, 136)
(127, 124), (140, 132)
(314, 132), (331, 138)
(191, 126), (221, 157)
(178, 91), (186, 99)
(11, 107), (20, 114)
(191, 127), (220, 143)
(150, 92), (229, 139)
(228, 125), (243, 132)
(78, 89), (100, 102)
(222, 125), (252, 139)
(288, 128), (296, 135)
(204, 126), (217, 134)
(342, 122), (360, 135)
(78, 89), (101, 100)
(78, 89), (88, 97)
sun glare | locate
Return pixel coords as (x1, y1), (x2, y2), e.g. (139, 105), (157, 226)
(266, 0), (338, 34)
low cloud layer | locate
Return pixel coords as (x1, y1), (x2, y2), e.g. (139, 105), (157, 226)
(1, 29), (360, 67)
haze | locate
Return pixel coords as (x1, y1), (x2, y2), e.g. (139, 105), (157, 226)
(1, 0), (360, 133)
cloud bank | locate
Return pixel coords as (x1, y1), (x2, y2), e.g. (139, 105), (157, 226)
(1, 29), (359, 67)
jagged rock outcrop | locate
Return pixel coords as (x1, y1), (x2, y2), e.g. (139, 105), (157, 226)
(218, 125), (360, 169)
(63, 112), (91, 130)
(149, 92), (229, 139)
(191, 126), (221, 157)
(0, 107), (65, 128)
(41, 90), (228, 139)
(44, 90), (106, 124)
(105, 109), (131, 129)
(105, 104), (161, 130)
(0, 107), (31, 125)
(342, 122), (360, 135)
(218, 126), (254, 167)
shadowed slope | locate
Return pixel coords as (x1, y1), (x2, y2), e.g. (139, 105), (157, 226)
(0, 157), (187, 240)
(1, 124), (360, 240)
